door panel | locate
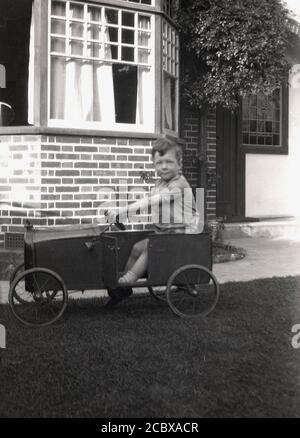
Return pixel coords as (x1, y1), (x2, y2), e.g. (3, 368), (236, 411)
(216, 107), (242, 219)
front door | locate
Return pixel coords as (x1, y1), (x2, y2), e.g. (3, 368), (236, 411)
(216, 107), (245, 220)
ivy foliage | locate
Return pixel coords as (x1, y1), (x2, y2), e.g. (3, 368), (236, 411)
(176, 0), (293, 110)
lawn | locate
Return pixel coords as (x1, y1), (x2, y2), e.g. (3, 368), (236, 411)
(1, 276), (300, 418)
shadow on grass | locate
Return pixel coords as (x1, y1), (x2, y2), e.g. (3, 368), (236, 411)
(1, 276), (300, 418)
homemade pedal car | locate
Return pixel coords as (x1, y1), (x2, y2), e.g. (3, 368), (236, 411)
(9, 222), (220, 326)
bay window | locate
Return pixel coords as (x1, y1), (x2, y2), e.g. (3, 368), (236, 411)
(0, 0), (180, 136)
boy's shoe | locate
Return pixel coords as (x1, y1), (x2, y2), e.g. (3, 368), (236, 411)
(105, 287), (133, 309)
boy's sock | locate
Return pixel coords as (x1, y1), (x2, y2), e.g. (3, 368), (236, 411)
(118, 270), (138, 285)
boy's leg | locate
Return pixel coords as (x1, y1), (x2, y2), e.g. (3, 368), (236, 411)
(105, 239), (148, 308)
(119, 240), (148, 285)
(119, 249), (148, 285)
(124, 239), (148, 273)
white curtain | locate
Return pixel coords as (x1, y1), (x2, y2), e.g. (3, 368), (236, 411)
(164, 74), (173, 130)
(50, 19), (115, 123)
(27, 2), (35, 125)
(50, 28), (150, 126)
(136, 67), (150, 126)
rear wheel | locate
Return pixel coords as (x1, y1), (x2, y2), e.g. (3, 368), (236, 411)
(9, 262), (26, 304)
(9, 268), (68, 327)
(166, 264), (219, 319)
(10, 262), (25, 284)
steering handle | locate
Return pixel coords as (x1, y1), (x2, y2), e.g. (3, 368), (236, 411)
(115, 217), (126, 231)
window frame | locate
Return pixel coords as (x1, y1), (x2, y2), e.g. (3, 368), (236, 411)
(47, 0), (156, 132)
(240, 84), (289, 155)
(162, 17), (179, 135)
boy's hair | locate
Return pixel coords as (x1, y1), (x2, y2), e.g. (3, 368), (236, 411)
(151, 137), (184, 163)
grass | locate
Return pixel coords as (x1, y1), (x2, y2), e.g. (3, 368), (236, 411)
(1, 276), (300, 418)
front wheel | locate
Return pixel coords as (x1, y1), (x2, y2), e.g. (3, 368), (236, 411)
(166, 264), (220, 319)
(9, 268), (68, 327)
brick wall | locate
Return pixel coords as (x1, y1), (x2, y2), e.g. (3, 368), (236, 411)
(0, 134), (155, 247)
(0, 114), (218, 248)
(182, 111), (200, 189)
(0, 135), (42, 248)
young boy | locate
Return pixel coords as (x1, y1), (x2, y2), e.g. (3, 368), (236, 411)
(105, 137), (199, 307)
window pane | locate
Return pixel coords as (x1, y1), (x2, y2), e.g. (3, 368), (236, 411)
(105, 44), (118, 60)
(112, 64), (137, 123)
(52, 1), (66, 16)
(122, 29), (135, 44)
(88, 6), (102, 22)
(139, 15), (150, 29)
(122, 11), (135, 27)
(51, 37), (66, 53)
(87, 25), (101, 41)
(265, 121), (272, 133)
(70, 3), (84, 20)
(108, 27), (118, 43)
(138, 49), (150, 63)
(273, 135), (280, 145)
(87, 43), (101, 58)
(70, 40), (84, 55)
(51, 19), (66, 35)
(70, 22), (84, 38)
(138, 32), (150, 47)
(106, 9), (119, 25)
(122, 47), (134, 61)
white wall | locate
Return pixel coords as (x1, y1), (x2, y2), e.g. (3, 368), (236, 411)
(246, 71), (300, 218)
(245, 1), (300, 218)
(284, 0), (300, 19)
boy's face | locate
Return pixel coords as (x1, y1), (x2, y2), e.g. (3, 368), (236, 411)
(153, 149), (181, 182)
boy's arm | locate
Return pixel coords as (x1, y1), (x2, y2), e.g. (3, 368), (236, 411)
(123, 186), (185, 216)
(106, 185), (158, 223)
(106, 183), (185, 223)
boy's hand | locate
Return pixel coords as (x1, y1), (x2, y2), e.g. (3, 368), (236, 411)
(106, 209), (118, 224)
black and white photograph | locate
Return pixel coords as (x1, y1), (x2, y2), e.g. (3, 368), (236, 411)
(0, 0), (300, 421)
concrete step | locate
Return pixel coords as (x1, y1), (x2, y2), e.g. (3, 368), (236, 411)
(222, 218), (300, 240)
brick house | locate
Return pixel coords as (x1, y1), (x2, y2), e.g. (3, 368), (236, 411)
(0, 0), (300, 248)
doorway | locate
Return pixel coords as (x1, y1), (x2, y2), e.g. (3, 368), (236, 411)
(216, 107), (245, 221)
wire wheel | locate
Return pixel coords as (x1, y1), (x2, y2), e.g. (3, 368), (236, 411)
(166, 264), (220, 319)
(9, 268), (68, 327)
(9, 262), (26, 304)
(10, 262), (25, 284)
